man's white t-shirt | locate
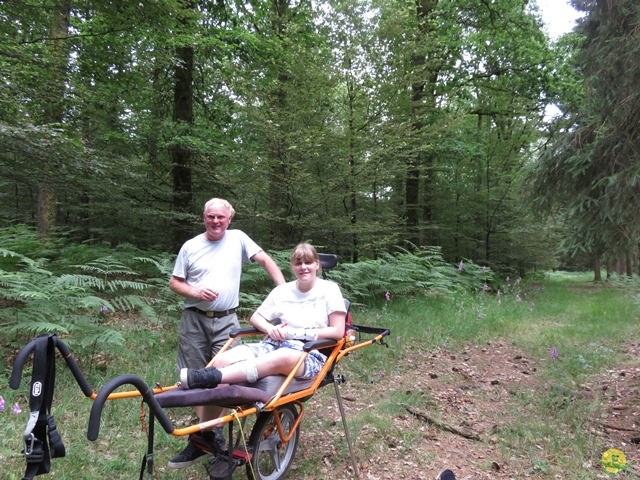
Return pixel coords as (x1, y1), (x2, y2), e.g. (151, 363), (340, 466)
(172, 230), (262, 311)
(256, 278), (346, 329)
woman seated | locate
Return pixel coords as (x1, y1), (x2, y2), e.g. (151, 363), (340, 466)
(179, 243), (347, 390)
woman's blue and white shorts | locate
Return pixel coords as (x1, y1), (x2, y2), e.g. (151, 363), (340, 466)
(243, 338), (327, 380)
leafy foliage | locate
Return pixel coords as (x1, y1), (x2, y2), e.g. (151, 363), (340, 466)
(529, 0), (640, 262)
(0, 0), (563, 274)
(0, 227), (176, 359)
(0, 226), (493, 363)
(322, 245), (492, 306)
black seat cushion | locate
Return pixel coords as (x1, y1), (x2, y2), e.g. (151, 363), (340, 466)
(155, 385), (272, 408)
(154, 375), (316, 409)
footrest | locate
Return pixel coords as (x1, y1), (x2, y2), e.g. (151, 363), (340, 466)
(209, 455), (236, 480)
(231, 447), (251, 462)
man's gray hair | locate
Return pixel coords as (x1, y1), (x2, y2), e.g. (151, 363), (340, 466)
(203, 198), (235, 219)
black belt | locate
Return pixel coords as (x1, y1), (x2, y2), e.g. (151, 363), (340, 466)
(186, 306), (236, 318)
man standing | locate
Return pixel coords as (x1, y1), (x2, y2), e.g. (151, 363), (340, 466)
(167, 197), (285, 469)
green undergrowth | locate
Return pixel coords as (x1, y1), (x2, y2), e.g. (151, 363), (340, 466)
(1, 271), (639, 478)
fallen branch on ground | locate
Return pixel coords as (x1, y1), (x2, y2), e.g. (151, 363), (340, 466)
(401, 403), (481, 441)
(599, 422), (637, 432)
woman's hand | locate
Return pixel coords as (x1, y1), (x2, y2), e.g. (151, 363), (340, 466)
(266, 322), (289, 341)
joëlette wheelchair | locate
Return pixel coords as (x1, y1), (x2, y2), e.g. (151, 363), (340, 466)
(9, 254), (390, 480)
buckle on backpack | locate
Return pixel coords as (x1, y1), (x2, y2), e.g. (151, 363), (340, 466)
(23, 433), (35, 456)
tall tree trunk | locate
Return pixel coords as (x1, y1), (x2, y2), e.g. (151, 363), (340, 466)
(170, 43), (194, 251)
(593, 257), (602, 281)
(37, 0), (71, 239)
(267, 76), (291, 248)
(616, 256), (624, 276)
(405, 0), (438, 247)
(346, 57), (359, 262)
(419, 69), (438, 246)
(267, 0), (292, 248)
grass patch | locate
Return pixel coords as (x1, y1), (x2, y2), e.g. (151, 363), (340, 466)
(2, 272), (639, 478)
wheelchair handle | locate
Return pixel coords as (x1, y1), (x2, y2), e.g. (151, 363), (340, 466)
(9, 334), (94, 398)
(87, 374), (175, 441)
(8, 336), (40, 389)
(54, 338), (95, 397)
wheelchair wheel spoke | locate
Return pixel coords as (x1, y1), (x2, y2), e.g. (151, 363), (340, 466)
(247, 405), (300, 480)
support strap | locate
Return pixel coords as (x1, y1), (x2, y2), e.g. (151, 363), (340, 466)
(20, 334), (66, 480)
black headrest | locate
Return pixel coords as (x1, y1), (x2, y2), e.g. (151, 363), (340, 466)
(318, 253), (338, 270)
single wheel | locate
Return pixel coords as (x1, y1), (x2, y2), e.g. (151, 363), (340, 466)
(246, 404), (300, 480)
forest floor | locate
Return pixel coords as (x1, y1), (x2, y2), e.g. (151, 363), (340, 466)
(7, 337), (635, 480)
(6, 279), (639, 480)
(289, 340), (640, 480)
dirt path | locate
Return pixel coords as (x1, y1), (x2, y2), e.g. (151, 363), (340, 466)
(294, 341), (640, 480)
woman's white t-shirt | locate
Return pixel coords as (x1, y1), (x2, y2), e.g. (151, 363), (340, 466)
(256, 278), (346, 329)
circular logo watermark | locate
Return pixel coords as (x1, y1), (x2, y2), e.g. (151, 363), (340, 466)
(32, 381), (43, 397)
(602, 448), (626, 474)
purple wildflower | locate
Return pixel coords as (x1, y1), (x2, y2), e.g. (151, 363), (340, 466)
(396, 336), (401, 343)
(506, 276), (510, 283)
(497, 299), (501, 305)
(458, 261), (463, 272)
(100, 306), (109, 314)
(483, 283), (489, 292)
(515, 294), (522, 302)
(13, 403), (22, 414)
(497, 290), (501, 297)
(385, 291), (391, 302)
(0, 396), (4, 411)
(550, 347), (558, 360)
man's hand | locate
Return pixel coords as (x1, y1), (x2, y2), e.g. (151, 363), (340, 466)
(197, 287), (219, 302)
(169, 276), (219, 303)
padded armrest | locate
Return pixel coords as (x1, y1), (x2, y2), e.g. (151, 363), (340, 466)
(228, 326), (341, 353)
(230, 327), (341, 354)
(303, 338), (339, 352)
(230, 326), (260, 338)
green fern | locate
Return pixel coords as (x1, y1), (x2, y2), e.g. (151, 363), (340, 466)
(58, 274), (108, 290)
(74, 256), (138, 277)
(5, 318), (71, 336)
(132, 255), (175, 277)
(72, 329), (126, 349)
(0, 225), (495, 362)
(324, 246), (491, 305)
(0, 247), (36, 265)
(0, 244), (172, 355)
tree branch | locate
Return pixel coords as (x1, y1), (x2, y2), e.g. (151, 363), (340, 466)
(401, 403), (481, 441)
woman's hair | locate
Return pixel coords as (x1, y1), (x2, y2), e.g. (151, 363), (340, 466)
(290, 243), (319, 265)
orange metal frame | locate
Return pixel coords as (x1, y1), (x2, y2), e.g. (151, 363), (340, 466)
(93, 327), (388, 443)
